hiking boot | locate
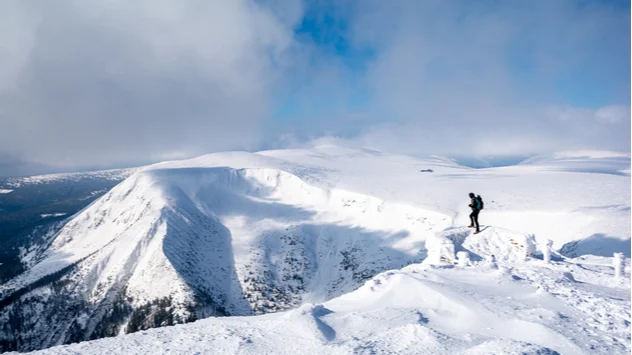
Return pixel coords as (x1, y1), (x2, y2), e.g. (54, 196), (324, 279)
(473, 230), (480, 234)
(467, 225), (474, 228)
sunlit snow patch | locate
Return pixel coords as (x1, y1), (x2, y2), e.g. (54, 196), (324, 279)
(40, 213), (68, 218)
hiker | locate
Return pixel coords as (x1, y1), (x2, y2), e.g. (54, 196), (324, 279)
(468, 192), (483, 234)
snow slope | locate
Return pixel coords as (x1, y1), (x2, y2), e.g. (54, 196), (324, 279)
(1, 145), (629, 353)
(28, 238), (630, 354)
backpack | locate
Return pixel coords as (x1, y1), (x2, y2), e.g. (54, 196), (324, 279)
(476, 195), (484, 210)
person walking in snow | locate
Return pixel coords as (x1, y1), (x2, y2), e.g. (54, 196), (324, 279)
(468, 192), (483, 234)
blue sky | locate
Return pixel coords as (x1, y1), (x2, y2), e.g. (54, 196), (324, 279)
(262, 0), (630, 159)
(278, 0), (629, 114)
(0, 0), (629, 175)
(273, 2), (376, 132)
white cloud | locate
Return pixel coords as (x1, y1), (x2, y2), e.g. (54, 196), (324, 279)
(545, 104), (630, 125)
(308, 0), (630, 157)
(595, 105), (630, 124)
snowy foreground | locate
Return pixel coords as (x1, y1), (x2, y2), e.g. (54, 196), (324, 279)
(31, 253), (630, 355)
(1, 145), (629, 354)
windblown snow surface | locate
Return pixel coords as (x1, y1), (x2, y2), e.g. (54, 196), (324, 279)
(1, 145), (630, 354)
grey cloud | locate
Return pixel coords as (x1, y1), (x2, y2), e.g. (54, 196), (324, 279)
(0, 0), (300, 175)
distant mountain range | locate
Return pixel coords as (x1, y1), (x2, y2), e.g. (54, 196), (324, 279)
(0, 169), (136, 283)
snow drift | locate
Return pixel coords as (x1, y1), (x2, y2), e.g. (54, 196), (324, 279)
(28, 250), (630, 355)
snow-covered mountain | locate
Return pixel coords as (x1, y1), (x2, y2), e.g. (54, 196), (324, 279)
(0, 145), (629, 353)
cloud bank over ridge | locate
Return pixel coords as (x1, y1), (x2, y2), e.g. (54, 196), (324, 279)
(0, 0), (629, 175)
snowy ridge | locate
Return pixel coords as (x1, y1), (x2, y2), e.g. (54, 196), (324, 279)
(0, 145), (629, 353)
(0, 151), (453, 351)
